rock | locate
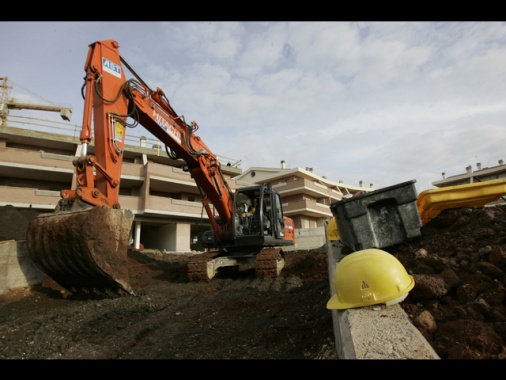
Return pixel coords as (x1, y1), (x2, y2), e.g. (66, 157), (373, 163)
(410, 274), (448, 300)
(414, 310), (437, 333)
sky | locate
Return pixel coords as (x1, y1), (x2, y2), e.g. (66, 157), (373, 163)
(1, 21), (505, 193)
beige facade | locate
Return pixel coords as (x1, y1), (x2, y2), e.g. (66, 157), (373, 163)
(433, 160), (506, 187)
(235, 165), (370, 230)
(432, 161), (506, 206)
(0, 123), (239, 251)
(0, 119), (370, 252)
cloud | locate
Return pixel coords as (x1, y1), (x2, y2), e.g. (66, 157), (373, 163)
(2, 21), (505, 193)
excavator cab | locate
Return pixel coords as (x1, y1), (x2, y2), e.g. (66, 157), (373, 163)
(191, 184), (295, 282)
(201, 183), (294, 253)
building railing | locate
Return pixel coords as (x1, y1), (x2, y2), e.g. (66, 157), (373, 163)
(5, 113), (242, 168)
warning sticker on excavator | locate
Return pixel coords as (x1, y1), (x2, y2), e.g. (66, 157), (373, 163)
(115, 121), (124, 143)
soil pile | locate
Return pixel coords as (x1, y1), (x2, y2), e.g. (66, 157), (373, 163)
(388, 204), (506, 359)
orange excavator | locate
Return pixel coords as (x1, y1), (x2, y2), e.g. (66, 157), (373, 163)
(26, 40), (295, 297)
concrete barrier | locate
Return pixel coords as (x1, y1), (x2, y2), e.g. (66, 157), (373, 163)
(284, 227), (326, 251)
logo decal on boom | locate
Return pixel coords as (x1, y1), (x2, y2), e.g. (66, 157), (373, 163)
(152, 110), (182, 144)
(102, 58), (121, 78)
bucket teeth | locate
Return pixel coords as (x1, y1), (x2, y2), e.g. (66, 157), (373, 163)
(27, 206), (135, 297)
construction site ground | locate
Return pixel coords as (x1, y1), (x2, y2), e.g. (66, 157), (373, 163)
(0, 245), (336, 360)
(1, 204), (506, 360)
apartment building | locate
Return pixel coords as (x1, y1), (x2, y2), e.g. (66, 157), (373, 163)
(235, 161), (370, 230)
(433, 160), (506, 187)
(0, 122), (239, 250)
(0, 114), (373, 252)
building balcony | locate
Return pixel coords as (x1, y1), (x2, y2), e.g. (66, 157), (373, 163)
(274, 177), (343, 203)
(282, 198), (333, 219)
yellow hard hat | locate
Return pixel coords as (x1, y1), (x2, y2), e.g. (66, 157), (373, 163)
(326, 217), (340, 241)
(327, 248), (415, 310)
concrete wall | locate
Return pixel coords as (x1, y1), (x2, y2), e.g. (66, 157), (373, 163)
(284, 227), (326, 251)
(0, 240), (43, 295)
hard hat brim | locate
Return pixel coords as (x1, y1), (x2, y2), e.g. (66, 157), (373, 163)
(326, 275), (415, 310)
(326, 294), (345, 310)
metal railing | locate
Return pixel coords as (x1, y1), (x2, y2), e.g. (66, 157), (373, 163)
(4, 113), (242, 168)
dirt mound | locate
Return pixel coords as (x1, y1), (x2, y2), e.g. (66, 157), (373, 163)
(389, 204), (506, 359)
(0, 205), (40, 241)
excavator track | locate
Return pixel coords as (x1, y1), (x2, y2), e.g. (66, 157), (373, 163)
(187, 248), (285, 282)
(255, 248), (285, 278)
(187, 251), (221, 282)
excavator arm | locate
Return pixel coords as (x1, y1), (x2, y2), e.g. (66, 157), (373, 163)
(123, 82), (236, 243)
(62, 40), (235, 243)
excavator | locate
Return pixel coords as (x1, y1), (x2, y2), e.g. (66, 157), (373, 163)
(26, 40), (295, 297)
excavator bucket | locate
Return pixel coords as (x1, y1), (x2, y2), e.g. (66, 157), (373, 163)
(26, 206), (135, 297)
